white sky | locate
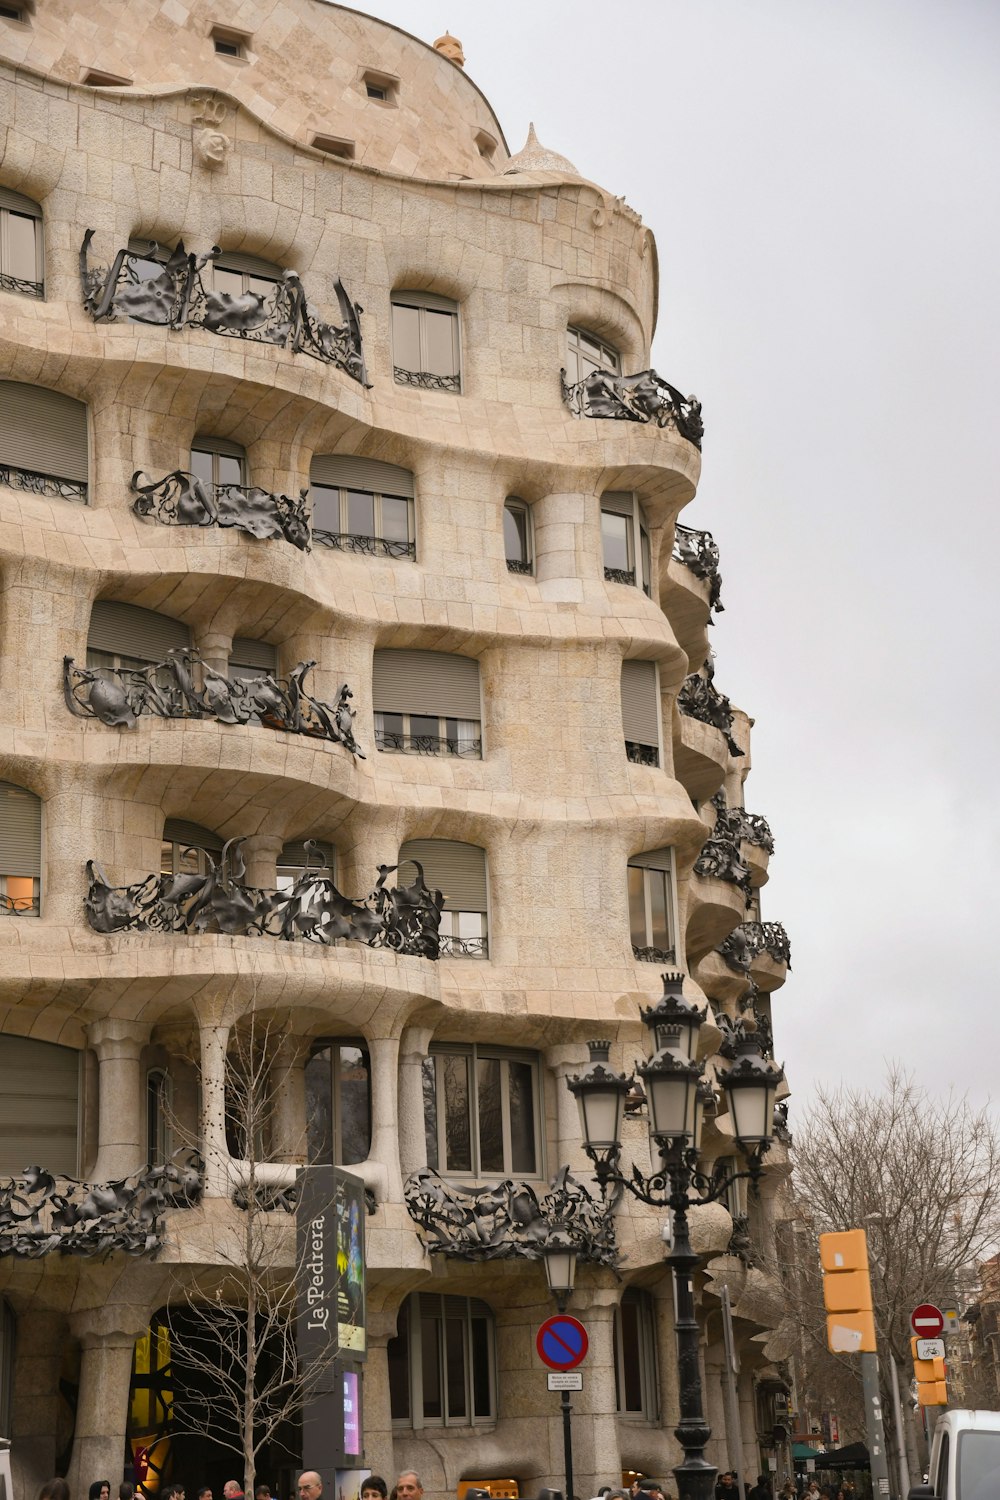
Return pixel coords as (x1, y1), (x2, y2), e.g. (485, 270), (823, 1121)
(358, 0), (1000, 1117)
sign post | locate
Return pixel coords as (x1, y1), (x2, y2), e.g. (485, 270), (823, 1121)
(536, 1314), (589, 1500)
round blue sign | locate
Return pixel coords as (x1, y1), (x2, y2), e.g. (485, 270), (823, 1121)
(536, 1314), (589, 1370)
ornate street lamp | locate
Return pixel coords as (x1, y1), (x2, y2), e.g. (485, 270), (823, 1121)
(565, 972), (785, 1500)
(542, 1229), (579, 1314)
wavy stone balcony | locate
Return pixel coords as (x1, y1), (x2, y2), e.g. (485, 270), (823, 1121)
(710, 791), (774, 890)
(673, 712), (729, 802)
(560, 365), (703, 448)
(672, 523), (723, 613)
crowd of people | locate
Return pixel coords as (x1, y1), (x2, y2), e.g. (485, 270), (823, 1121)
(590, 1473), (861, 1500)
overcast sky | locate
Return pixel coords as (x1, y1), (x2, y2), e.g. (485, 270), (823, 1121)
(361, 0), (1000, 1117)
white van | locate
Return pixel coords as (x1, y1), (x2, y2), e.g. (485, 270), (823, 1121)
(0, 1436), (11, 1500)
(908, 1409), (1000, 1499)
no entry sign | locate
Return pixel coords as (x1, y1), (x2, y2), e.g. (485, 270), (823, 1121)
(911, 1303), (944, 1338)
(536, 1314), (589, 1370)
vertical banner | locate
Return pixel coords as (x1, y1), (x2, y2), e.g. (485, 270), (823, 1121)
(297, 1165), (340, 1394)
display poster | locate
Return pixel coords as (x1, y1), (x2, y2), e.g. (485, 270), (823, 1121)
(336, 1169), (366, 1358)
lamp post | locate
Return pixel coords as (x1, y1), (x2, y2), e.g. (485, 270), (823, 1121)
(542, 1231), (580, 1500)
(567, 972), (784, 1500)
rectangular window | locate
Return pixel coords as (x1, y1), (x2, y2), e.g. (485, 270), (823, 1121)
(373, 650), (482, 759)
(613, 1290), (659, 1421)
(374, 710), (481, 759)
(627, 849), (676, 962)
(391, 292), (461, 392)
(566, 325), (621, 385)
(503, 498), (532, 574)
(210, 26), (250, 58)
(602, 492), (653, 593)
(304, 1041), (372, 1166)
(423, 1044), (541, 1178)
(0, 193), (43, 296)
(190, 436), (247, 488)
(621, 659), (660, 767)
(311, 483), (415, 559)
(390, 1294), (496, 1428)
(312, 134), (356, 160)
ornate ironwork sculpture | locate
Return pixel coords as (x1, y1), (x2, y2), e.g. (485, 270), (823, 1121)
(0, 1151), (202, 1258)
(694, 831), (753, 903)
(605, 566), (637, 587)
(0, 270), (44, 299)
(625, 741), (659, 767)
(561, 366), (703, 448)
(85, 842), (444, 958)
(404, 1165), (620, 1268)
(393, 367), (461, 393)
(677, 657), (744, 758)
(632, 942), (676, 965)
(131, 469), (311, 550)
(312, 529), (415, 560)
(672, 523), (723, 613)
(717, 921), (792, 973)
(709, 790), (774, 854)
(0, 463), (87, 503)
(64, 653), (365, 756)
(506, 558), (532, 576)
(80, 232), (369, 384)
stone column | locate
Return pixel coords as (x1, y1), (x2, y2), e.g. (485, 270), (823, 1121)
(41, 768), (110, 925)
(67, 1307), (148, 1493)
(194, 629), (232, 677)
(397, 1025), (434, 1179)
(533, 492), (591, 603)
(363, 1308), (400, 1483)
(544, 1043), (591, 1175)
(241, 833), (285, 890)
(9, 1309), (65, 1499)
(88, 1018), (151, 1179)
(365, 1035), (403, 1204)
(270, 1034), (311, 1164)
(199, 1019), (232, 1197)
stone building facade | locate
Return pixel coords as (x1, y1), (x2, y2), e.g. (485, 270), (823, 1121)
(0, 3), (793, 1496)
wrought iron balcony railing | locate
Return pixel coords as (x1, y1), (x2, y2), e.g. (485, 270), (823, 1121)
(671, 522), (724, 613)
(131, 469), (311, 550)
(0, 270), (44, 299)
(710, 790), (775, 855)
(506, 557), (532, 575)
(80, 232), (369, 384)
(393, 367), (461, 393)
(561, 366), (703, 447)
(0, 1151), (202, 1259)
(632, 942), (677, 964)
(64, 653), (365, 755)
(677, 659), (744, 758)
(0, 892), (40, 917)
(375, 730), (483, 759)
(717, 921), (792, 973)
(85, 841), (445, 958)
(694, 830), (753, 902)
(439, 934), (489, 959)
(625, 740), (660, 767)
(1, 462), (87, 503)
(313, 529), (416, 559)
(605, 565), (636, 587)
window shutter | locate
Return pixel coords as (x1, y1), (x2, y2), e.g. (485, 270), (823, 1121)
(193, 434), (246, 460)
(310, 454), (414, 498)
(373, 650), (480, 720)
(0, 782), (41, 877)
(88, 602), (190, 662)
(0, 188), (42, 216)
(0, 1037), (79, 1176)
(601, 491), (635, 517)
(230, 638), (278, 674)
(278, 840), (336, 874)
(163, 819), (224, 853)
(392, 289), (458, 315)
(214, 250), (283, 279)
(621, 661), (660, 747)
(0, 381), (88, 483)
(628, 846), (674, 872)
(398, 839), (487, 912)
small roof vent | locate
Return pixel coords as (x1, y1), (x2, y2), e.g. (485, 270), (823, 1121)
(433, 31), (465, 67)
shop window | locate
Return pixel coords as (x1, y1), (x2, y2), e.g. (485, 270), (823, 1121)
(601, 491), (653, 594)
(398, 838), (489, 958)
(0, 187), (43, 297)
(189, 434), (247, 489)
(503, 497), (532, 574)
(86, 600), (191, 674)
(304, 1041), (371, 1166)
(0, 380), (88, 501)
(310, 454), (415, 558)
(0, 1035), (79, 1174)
(422, 1043), (540, 1178)
(391, 290), (461, 393)
(627, 848), (676, 963)
(621, 660), (660, 766)
(566, 325), (621, 384)
(388, 1292), (495, 1427)
(373, 651), (482, 758)
(0, 780), (41, 917)
(613, 1288), (658, 1420)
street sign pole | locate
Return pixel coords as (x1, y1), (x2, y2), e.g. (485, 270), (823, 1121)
(860, 1351), (892, 1497)
(887, 1351), (911, 1497)
(536, 1314), (589, 1500)
(560, 1387), (574, 1500)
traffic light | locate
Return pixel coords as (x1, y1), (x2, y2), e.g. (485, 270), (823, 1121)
(819, 1229), (876, 1353)
(911, 1337), (948, 1406)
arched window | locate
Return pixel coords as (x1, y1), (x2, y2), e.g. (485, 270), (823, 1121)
(602, 491), (652, 595)
(0, 1035), (79, 1175)
(391, 289), (461, 393)
(189, 433), (247, 489)
(503, 496), (532, 574)
(373, 651), (482, 759)
(388, 1292), (495, 1426)
(87, 600), (191, 673)
(0, 380), (88, 502)
(0, 186), (43, 297)
(161, 818), (223, 878)
(422, 1042), (541, 1178)
(566, 325), (620, 383)
(627, 847), (676, 963)
(310, 454), (415, 558)
(0, 780), (41, 916)
(304, 1040), (371, 1165)
(621, 660), (660, 767)
(613, 1288), (658, 1420)
(398, 838), (488, 958)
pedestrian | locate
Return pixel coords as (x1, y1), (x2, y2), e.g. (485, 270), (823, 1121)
(715, 1478), (736, 1500)
(361, 1480), (388, 1500)
(255, 1488), (271, 1500)
(119, 1487), (134, 1500)
(297, 1475), (322, 1500)
(748, 1477), (772, 1500)
(394, 1475), (422, 1500)
(39, 1484), (71, 1500)
(223, 1485), (244, 1500)
(197, 1490), (212, 1500)
(89, 1482), (111, 1500)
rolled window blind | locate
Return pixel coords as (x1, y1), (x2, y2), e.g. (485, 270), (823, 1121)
(621, 661), (660, 748)
(278, 840), (335, 875)
(0, 781), (42, 877)
(398, 839), (487, 912)
(628, 846), (673, 873)
(373, 650), (480, 720)
(230, 638), (278, 674)
(0, 188), (42, 216)
(392, 289), (458, 314)
(0, 1037), (79, 1176)
(214, 250), (283, 279)
(601, 491), (635, 518)
(163, 819), (224, 853)
(0, 381), (88, 482)
(88, 601), (190, 662)
(310, 454), (414, 498)
(193, 433), (246, 460)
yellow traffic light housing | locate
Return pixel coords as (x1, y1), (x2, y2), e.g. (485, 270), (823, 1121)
(819, 1229), (876, 1353)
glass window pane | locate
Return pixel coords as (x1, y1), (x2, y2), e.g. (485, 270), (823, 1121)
(409, 714), (439, 744)
(422, 1056), (438, 1170)
(213, 267), (244, 298)
(216, 453), (244, 487)
(621, 1298), (644, 1411)
(7, 213), (38, 282)
(310, 483), (340, 532)
(338, 1044), (370, 1165)
(442, 1054), (472, 1171)
(424, 309), (458, 377)
(305, 1048), (333, 1165)
(507, 1060), (537, 1175)
(421, 1310), (443, 1419)
(476, 1057), (503, 1173)
(649, 870), (670, 952)
(189, 448), (215, 486)
(457, 911), (484, 940)
(640, 527), (652, 593)
(381, 495), (410, 542)
(246, 273), (276, 298)
(346, 490), (376, 537)
(627, 866), (647, 947)
(445, 1315), (467, 1419)
(392, 303), (422, 371)
(387, 1302), (410, 1420)
(503, 505), (528, 562)
(602, 511), (631, 571)
(471, 1315), (491, 1417)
